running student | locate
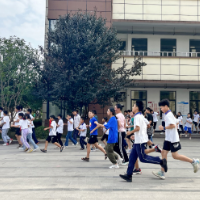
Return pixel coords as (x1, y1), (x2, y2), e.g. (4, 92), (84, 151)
(77, 117), (87, 150)
(40, 115), (63, 153)
(160, 112), (165, 135)
(151, 110), (158, 134)
(174, 114), (180, 137)
(153, 99), (199, 180)
(1, 111), (13, 146)
(178, 112), (184, 135)
(101, 117), (109, 147)
(119, 100), (167, 182)
(184, 113), (192, 140)
(81, 110), (107, 162)
(11, 113), (33, 153)
(0, 107), (4, 134)
(64, 114), (77, 147)
(96, 107), (120, 169)
(56, 114), (64, 147)
(192, 110), (199, 133)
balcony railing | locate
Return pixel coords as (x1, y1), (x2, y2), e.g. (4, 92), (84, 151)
(120, 51), (200, 57)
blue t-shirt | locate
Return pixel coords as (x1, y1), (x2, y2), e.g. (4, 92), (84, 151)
(90, 117), (98, 135)
(104, 116), (118, 144)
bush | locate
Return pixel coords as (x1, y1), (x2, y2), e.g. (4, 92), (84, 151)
(34, 119), (42, 128)
(35, 126), (49, 139)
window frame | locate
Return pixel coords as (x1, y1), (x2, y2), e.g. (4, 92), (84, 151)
(131, 90), (147, 110)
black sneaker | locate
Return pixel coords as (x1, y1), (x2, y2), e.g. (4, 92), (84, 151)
(160, 158), (168, 172)
(40, 149), (47, 153)
(60, 146), (64, 152)
(154, 145), (162, 153)
(119, 174), (132, 182)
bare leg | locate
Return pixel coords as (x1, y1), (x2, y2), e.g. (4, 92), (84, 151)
(126, 138), (132, 149)
(54, 142), (61, 148)
(145, 148), (155, 154)
(94, 143), (106, 154)
(44, 141), (49, 150)
(86, 143), (91, 158)
(172, 152), (193, 163)
(102, 140), (107, 146)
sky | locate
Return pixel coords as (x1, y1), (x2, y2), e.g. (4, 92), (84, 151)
(0, 0), (46, 49)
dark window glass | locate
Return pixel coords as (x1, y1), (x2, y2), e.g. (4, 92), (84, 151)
(190, 40), (200, 57)
(131, 91), (147, 109)
(119, 41), (126, 51)
(160, 39), (176, 56)
(160, 91), (176, 115)
(190, 92), (200, 114)
(132, 38), (147, 56)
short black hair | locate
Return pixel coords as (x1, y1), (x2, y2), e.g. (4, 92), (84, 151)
(27, 109), (32, 113)
(159, 99), (170, 107)
(25, 113), (31, 119)
(146, 107), (151, 112)
(16, 106), (20, 111)
(81, 117), (85, 121)
(109, 107), (115, 116)
(127, 110), (131, 112)
(0, 107), (3, 111)
(89, 110), (96, 115)
(18, 113), (24, 118)
(136, 100), (144, 112)
(19, 105), (23, 110)
(58, 114), (62, 118)
(103, 117), (108, 122)
(116, 104), (123, 110)
(3, 110), (8, 115)
(73, 110), (78, 113)
(50, 115), (56, 120)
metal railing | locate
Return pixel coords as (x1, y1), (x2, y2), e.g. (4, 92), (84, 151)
(120, 51), (200, 57)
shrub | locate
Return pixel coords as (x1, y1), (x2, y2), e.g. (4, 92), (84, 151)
(35, 126), (49, 139)
(33, 119), (42, 128)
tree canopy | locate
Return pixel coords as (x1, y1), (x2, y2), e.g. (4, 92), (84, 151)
(36, 12), (146, 113)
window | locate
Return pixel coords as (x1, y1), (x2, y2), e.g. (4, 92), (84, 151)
(160, 39), (176, 56)
(189, 40), (200, 57)
(131, 90), (147, 110)
(119, 41), (127, 51)
(190, 91), (200, 114)
(132, 38), (147, 56)
(160, 91), (176, 116)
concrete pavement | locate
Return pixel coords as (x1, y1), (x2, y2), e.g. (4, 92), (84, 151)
(0, 138), (200, 199)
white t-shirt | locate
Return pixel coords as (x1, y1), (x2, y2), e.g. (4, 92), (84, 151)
(165, 112), (179, 143)
(68, 118), (74, 131)
(0, 111), (3, 124)
(186, 118), (192, 128)
(176, 119), (179, 129)
(18, 119), (28, 130)
(103, 122), (109, 135)
(74, 114), (80, 128)
(134, 114), (148, 144)
(30, 114), (35, 128)
(162, 113), (165, 122)
(2, 116), (10, 129)
(143, 117), (150, 125)
(14, 112), (22, 126)
(79, 123), (87, 137)
(152, 112), (158, 122)
(57, 119), (64, 134)
(49, 121), (57, 136)
(27, 120), (33, 133)
(178, 116), (183, 125)
(193, 114), (199, 122)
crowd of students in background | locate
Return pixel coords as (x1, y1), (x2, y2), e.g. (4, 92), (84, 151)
(0, 100), (199, 181)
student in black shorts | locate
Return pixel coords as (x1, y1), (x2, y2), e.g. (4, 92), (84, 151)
(101, 117), (109, 147)
(81, 110), (107, 162)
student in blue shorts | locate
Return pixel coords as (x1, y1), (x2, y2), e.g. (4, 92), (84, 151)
(184, 113), (193, 140)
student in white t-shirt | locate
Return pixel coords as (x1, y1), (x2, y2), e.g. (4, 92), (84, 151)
(40, 115), (63, 153)
(184, 113), (193, 140)
(56, 114), (64, 147)
(1, 111), (12, 146)
(151, 110), (158, 133)
(77, 117), (87, 150)
(177, 112), (184, 135)
(192, 110), (199, 133)
(119, 100), (167, 182)
(11, 113), (33, 153)
(64, 114), (77, 147)
(100, 117), (109, 147)
(0, 107), (4, 133)
(160, 112), (165, 134)
(155, 99), (199, 180)
(174, 114), (180, 137)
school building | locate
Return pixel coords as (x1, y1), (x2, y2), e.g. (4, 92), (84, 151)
(44, 0), (200, 129)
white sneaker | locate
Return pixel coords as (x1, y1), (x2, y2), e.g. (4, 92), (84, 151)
(2, 143), (7, 146)
(160, 132), (164, 135)
(189, 137), (191, 140)
(19, 147), (24, 150)
(127, 149), (132, 154)
(33, 147), (39, 152)
(109, 164), (119, 169)
(185, 134), (188, 137)
(121, 162), (129, 166)
(152, 171), (165, 180)
(117, 157), (123, 165)
(192, 159), (199, 173)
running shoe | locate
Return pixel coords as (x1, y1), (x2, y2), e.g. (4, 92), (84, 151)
(109, 164), (119, 169)
(117, 157), (123, 165)
(24, 148), (29, 152)
(121, 161), (129, 166)
(133, 168), (142, 175)
(27, 149), (33, 153)
(189, 137), (191, 140)
(40, 149), (47, 153)
(185, 134), (188, 137)
(119, 174), (132, 182)
(2, 143), (7, 146)
(33, 147), (39, 152)
(17, 144), (22, 149)
(81, 157), (89, 162)
(160, 132), (164, 135)
(9, 139), (13, 144)
(91, 147), (96, 152)
(60, 146), (64, 152)
(152, 171), (165, 180)
(191, 158), (199, 173)
(154, 145), (162, 153)
(19, 147), (24, 150)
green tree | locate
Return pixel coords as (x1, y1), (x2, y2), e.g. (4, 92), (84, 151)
(0, 36), (42, 118)
(36, 12), (146, 115)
